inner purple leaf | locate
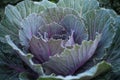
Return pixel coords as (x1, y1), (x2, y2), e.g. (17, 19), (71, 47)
(29, 36), (64, 63)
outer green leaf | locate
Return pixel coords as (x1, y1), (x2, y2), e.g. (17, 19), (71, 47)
(83, 9), (116, 58)
(0, 42), (24, 80)
(0, 0), (55, 41)
(38, 61), (111, 80)
(34, 0), (56, 8)
(42, 34), (101, 76)
(84, 8), (115, 40)
(5, 35), (45, 76)
(40, 7), (80, 23)
(78, 9), (117, 75)
(107, 16), (120, 76)
(57, 0), (99, 16)
(16, 0), (44, 19)
(91, 16), (120, 80)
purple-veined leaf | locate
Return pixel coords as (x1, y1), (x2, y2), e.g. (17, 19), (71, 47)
(38, 22), (65, 39)
(60, 14), (88, 44)
(42, 34), (101, 76)
(19, 13), (46, 47)
(5, 35), (45, 76)
(29, 36), (64, 63)
(0, 0), (45, 41)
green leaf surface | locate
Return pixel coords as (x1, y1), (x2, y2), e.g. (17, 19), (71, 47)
(0, 0), (119, 80)
(92, 16), (120, 80)
(83, 9), (116, 58)
(38, 61), (111, 80)
(34, 0), (56, 8)
(40, 7), (80, 23)
(0, 0), (55, 41)
(107, 16), (120, 75)
(77, 9), (117, 76)
(57, 0), (99, 16)
(0, 42), (24, 80)
(5, 35), (45, 76)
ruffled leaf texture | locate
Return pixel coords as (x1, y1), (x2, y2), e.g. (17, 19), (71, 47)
(6, 33), (111, 80)
(77, 9), (117, 74)
(90, 16), (120, 80)
(57, 0), (99, 16)
(19, 13), (46, 47)
(0, 0), (119, 80)
(42, 34), (101, 76)
(0, 0), (56, 79)
(105, 16), (120, 79)
(38, 61), (111, 80)
(83, 9), (117, 57)
(5, 16), (101, 76)
(29, 36), (64, 63)
(0, 0), (56, 42)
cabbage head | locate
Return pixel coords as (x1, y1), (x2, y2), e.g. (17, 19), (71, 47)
(0, 0), (120, 80)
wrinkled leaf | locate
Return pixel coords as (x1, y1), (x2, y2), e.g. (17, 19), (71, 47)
(0, 0), (45, 41)
(60, 14), (87, 44)
(40, 7), (80, 23)
(38, 22), (65, 39)
(19, 13), (46, 47)
(34, 0), (56, 8)
(107, 16), (120, 75)
(5, 35), (45, 76)
(42, 34), (101, 75)
(57, 0), (99, 16)
(30, 36), (64, 63)
(0, 42), (24, 80)
(83, 9), (116, 58)
(38, 61), (111, 80)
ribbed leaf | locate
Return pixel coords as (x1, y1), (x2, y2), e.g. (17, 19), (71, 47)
(38, 61), (111, 80)
(60, 14), (87, 44)
(29, 36), (64, 63)
(57, 0), (99, 16)
(0, 42), (25, 80)
(42, 34), (101, 76)
(19, 13), (46, 47)
(34, 0), (56, 8)
(0, 0), (52, 41)
(40, 7), (80, 24)
(83, 9), (116, 58)
(91, 16), (120, 80)
(5, 35), (45, 76)
(38, 22), (65, 39)
(16, 0), (44, 19)
(107, 16), (120, 75)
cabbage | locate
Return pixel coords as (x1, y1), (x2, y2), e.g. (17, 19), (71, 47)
(0, 0), (120, 80)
